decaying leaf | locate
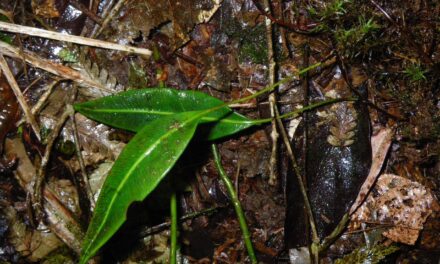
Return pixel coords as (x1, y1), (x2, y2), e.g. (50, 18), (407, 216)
(352, 174), (435, 245)
(31, 0), (60, 18)
(4, 138), (84, 253)
(4, 206), (63, 262)
(115, 0), (221, 50)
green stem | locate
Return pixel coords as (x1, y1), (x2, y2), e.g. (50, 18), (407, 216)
(194, 97), (357, 131)
(248, 97), (357, 125)
(170, 191), (178, 264)
(211, 144), (257, 264)
(189, 62), (324, 126)
(319, 213), (350, 253)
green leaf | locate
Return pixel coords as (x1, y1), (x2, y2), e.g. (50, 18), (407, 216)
(73, 88), (254, 140)
(79, 111), (201, 264)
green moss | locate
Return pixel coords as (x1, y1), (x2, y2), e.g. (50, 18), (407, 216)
(221, 17), (267, 64)
(238, 24), (268, 64)
(309, 0), (352, 21)
(58, 48), (78, 63)
(335, 243), (399, 264)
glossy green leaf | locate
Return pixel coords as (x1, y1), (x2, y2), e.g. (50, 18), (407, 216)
(79, 111), (201, 264)
(74, 88), (254, 140)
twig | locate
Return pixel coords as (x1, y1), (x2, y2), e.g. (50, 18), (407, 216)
(263, 0), (279, 186)
(274, 106), (319, 263)
(44, 186), (85, 253)
(69, 0), (102, 25)
(17, 78), (62, 127)
(32, 107), (71, 220)
(138, 206), (220, 238)
(84, 0), (114, 38)
(0, 21), (152, 56)
(336, 55), (403, 120)
(0, 41), (113, 92)
(275, 0), (290, 57)
(0, 55), (41, 140)
(68, 105), (95, 209)
(368, 0), (432, 64)
(5, 138), (84, 253)
(251, 0), (314, 35)
(211, 144), (257, 264)
(300, 45), (319, 262)
(319, 213), (350, 253)
(92, 0), (126, 38)
(31, 78), (61, 115)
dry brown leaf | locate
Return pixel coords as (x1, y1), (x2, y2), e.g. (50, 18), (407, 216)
(32, 0), (60, 18)
(352, 174), (435, 245)
(350, 127), (394, 214)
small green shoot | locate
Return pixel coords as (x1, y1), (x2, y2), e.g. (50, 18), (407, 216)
(334, 16), (380, 57)
(404, 64), (427, 82)
(359, 16), (380, 35)
(309, 0), (352, 21)
(336, 17), (379, 45)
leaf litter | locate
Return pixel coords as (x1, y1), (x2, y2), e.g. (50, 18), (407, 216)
(0, 0), (439, 263)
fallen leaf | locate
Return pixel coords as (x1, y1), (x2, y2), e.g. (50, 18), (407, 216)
(352, 174), (435, 245)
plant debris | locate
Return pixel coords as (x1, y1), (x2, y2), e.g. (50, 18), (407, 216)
(0, 0), (439, 263)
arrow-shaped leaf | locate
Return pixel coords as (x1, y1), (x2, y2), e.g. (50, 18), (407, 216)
(79, 111), (201, 264)
(74, 88), (254, 140)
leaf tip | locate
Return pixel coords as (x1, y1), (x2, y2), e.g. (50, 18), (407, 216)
(72, 103), (83, 112)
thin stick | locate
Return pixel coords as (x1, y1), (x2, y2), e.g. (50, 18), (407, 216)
(17, 78), (61, 127)
(319, 213), (349, 253)
(0, 21), (152, 56)
(273, 106), (319, 263)
(5, 138), (84, 253)
(211, 144), (257, 264)
(251, 0), (314, 35)
(86, 0), (115, 38)
(31, 78), (61, 115)
(68, 105), (95, 209)
(32, 107), (71, 220)
(263, 0), (279, 187)
(0, 41), (113, 92)
(0, 55), (41, 140)
(92, 0), (126, 38)
(138, 206), (220, 238)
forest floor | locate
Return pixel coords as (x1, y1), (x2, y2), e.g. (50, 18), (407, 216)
(0, 0), (439, 263)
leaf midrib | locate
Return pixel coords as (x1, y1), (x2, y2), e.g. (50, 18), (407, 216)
(79, 107), (253, 124)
